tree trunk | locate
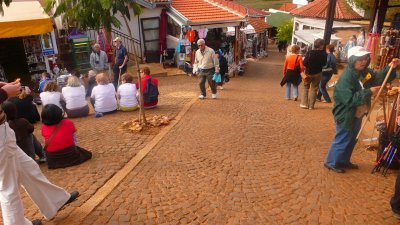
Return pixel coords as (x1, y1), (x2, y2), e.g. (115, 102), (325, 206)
(122, 15), (147, 124)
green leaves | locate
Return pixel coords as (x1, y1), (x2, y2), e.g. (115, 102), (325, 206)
(44, 0), (143, 31)
(276, 19), (293, 43)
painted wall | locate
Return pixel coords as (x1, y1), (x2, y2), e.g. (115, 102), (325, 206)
(113, 7), (163, 57)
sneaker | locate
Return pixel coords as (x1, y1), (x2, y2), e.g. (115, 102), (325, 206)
(316, 99), (321, 102)
(219, 86), (224, 90)
(198, 95), (205, 99)
(212, 94), (217, 99)
(294, 97), (298, 101)
(300, 104), (308, 109)
(37, 157), (47, 164)
(324, 163), (345, 173)
(59, 191), (79, 212)
(308, 107), (314, 110)
(95, 112), (104, 118)
(31, 219), (42, 225)
(342, 162), (359, 169)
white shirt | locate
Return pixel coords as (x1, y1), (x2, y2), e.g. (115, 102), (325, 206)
(193, 46), (220, 74)
(40, 91), (63, 109)
(62, 86), (87, 110)
(117, 83), (138, 108)
(91, 83), (117, 113)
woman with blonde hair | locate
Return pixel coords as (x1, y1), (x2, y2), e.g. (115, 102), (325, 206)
(9, 86), (40, 124)
(90, 73), (117, 117)
(281, 44), (304, 101)
(117, 73), (139, 111)
(40, 81), (64, 110)
(62, 76), (89, 118)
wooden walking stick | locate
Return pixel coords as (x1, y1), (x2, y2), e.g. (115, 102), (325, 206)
(356, 64), (394, 143)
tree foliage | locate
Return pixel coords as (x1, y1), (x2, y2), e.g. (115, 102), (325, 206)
(43, 0), (143, 31)
(348, 0), (400, 20)
(276, 19), (293, 43)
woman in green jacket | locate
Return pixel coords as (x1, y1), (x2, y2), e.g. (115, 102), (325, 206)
(324, 46), (399, 173)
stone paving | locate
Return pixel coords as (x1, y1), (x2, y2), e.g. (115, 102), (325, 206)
(6, 50), (400, 224)
(74, 51), (399, 224)
(11, 74), (199, 224)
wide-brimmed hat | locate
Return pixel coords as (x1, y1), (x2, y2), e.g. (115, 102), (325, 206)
(348, 46), (370, 58)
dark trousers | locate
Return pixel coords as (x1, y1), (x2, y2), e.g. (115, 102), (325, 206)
(113, 64), (127, 90)
(33, 134), (45, 159)
(391, 171), (400, 213)
(317, 71), (333, 102)
(199, 69), (216, 96)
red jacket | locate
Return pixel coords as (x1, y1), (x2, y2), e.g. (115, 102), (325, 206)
(136, 74), (159, 107)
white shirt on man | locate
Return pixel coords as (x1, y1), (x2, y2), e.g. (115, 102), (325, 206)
(40, 91), (63, 109)
(62, 86), (87, 110)
(117, 83), (138, 108)
(193, 46), (220, 74)
(91, 83), (117, 113)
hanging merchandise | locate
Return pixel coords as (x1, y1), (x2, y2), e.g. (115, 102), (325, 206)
(198, 28), (205, 39)
(187, 30), (195, 42)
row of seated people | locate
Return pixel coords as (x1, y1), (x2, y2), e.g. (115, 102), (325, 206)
(1, 67), (158, 169)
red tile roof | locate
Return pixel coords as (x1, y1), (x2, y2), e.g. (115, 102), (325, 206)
(291, 0), (363, 20)
(147, 0), (170, 2)
(209, 0), (269, 18)
(278, 3), (297, 12)
(172, 0), (243, 23)
(248, 18), (271, 33)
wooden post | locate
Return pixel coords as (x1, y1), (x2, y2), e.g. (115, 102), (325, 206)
(368, 0), (380, 33)
(323, 0), (337, 46)
(377, 0), (389, 34)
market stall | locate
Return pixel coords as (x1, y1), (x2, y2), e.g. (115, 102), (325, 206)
(166, 0), (245, 75)
(0, 1), (56, 83)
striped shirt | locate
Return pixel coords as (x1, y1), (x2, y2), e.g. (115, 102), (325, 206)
(0, 88), (8, 124)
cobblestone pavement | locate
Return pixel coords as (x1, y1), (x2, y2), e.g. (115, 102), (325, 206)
(9, 50), (400, 225)
(8, 75), (199, 224)
(64, 51), (400, 225)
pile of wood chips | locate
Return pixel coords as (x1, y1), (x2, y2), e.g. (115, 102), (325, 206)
(121, 115), (171, 132)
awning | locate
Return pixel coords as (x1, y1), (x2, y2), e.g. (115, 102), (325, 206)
(293, 30), (341, 45)
(0, 1), (53, 39)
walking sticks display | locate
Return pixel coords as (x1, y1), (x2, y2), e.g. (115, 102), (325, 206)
(372, 88), (400, 175)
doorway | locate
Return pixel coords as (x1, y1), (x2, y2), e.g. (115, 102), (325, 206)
(0, 38), (29, 82)
(141, 17), (160, 63)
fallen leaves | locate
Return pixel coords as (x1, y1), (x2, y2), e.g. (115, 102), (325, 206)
(121, 115), (171, 133)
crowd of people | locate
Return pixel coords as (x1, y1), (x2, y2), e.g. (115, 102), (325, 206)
(0, 36), (161, 225)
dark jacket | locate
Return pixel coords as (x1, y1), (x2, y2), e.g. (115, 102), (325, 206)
(86, 76), (97, 97)
(303, 49), (327, 75)
(333, 55), (397, 131)
(9, 95), (40, 124)
(8, 118), (35, 158)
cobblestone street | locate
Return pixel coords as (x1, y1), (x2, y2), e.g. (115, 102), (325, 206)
(13, 50), (400, 225)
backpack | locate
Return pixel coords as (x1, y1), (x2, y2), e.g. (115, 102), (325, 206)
(144, 78), (159, 103)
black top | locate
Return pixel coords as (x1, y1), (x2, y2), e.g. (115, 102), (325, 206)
(303, 50), (327, 75)
(9, 118), (35, 158)
(9, 95), (40, 124)
(86, 76), (97, 97)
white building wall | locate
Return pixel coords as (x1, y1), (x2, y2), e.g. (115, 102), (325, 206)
(113, 7), (163, 57)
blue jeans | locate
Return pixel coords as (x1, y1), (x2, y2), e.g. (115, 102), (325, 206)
(325, 118), (361, 168)
(317, 71), (333, 102)
(285, 82), (298, 99)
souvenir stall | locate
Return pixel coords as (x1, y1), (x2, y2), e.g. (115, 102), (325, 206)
(0, 1), (55, 84)
(166, 0), (245, 75)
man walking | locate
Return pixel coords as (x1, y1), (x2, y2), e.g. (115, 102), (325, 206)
(113, 37), (128, 89)
(300, 38), (327, 109)
(193, 39), (220, 99)
(90, 43), (108, 74)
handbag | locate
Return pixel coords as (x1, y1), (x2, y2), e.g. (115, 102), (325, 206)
(293, 55), (301, 74)
(212, 73), (221, 83)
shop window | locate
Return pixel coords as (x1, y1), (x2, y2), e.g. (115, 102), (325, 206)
(167, 17), (180, 38)
(303, 25), (310, 30)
